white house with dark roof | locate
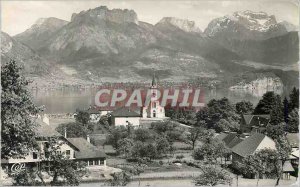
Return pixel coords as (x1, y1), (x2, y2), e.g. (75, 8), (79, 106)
(111, 107), (141, 127)
(67, 137), (106, 168)
(1, 118), (107, 176)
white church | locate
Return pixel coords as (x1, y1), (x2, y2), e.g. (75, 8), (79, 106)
(111, 73), (168, 127)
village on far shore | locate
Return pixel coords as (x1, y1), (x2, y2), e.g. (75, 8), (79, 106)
(1, 72), (299, 186)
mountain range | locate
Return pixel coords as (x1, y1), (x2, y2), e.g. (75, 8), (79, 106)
(1, 6), (299, 87)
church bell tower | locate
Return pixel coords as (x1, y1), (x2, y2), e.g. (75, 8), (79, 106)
(142, 71), (165, 118)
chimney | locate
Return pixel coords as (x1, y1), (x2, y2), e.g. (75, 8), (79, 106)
(64, 127), (67, 138)
(87, 135), (90, 143)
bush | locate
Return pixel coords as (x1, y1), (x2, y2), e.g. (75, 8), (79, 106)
(176, 154), (184, 159)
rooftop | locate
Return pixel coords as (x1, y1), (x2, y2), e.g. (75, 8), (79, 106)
(216, 133), (243, 149)
(286, 133), (299, 148)
(67, 137), (106, 159)
(242, 114), (270, 126)
(111, 107), (141, 117)
(231, 133), (274, 157)
(35, 119), (62, 137)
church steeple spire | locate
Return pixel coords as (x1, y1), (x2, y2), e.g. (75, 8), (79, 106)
(152, 70), (157, 86)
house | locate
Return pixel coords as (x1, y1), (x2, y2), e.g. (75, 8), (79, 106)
(282, 160), (295, 179)
(290, 149), (299, 166)
(240, 115), (270, 133)
(67, 137), (106, 168)
(286, 133), (299, 173)
(231, 133), (277, 171)
(216, 132), (243, 149)
(286, 133), (299, 151)
(111, 107), (141, 127)
(1, 119), (107, 175)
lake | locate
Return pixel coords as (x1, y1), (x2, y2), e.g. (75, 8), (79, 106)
(32, 86), (288, 114)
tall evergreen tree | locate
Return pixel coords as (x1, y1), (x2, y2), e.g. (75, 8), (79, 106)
(288, 87), (299, 110)
(287, 108), (299, 132)
(270, 95), (284, 125)
(283, 97), (289, 124)
(1, 60), (41, 159)
(254, 91), (277, 114)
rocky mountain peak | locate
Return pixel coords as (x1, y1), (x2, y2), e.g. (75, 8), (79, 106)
(231, 10), (277, 31)
(71, 6), (138, 24)
(28, 17), (68, 32)
(156, 17), (201, 33)
(1, 32), (13, 54)
(204, 10), (288, 39)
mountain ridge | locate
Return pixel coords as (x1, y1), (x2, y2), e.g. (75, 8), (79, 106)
(3, 7), (299, 86)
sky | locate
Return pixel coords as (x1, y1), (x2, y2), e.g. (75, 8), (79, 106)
(2, 0), (299, 36)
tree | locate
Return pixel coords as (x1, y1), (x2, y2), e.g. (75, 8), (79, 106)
(200, 129), (215, 144)
(193, 165), (232, 186)
(144, 143), (157, 160)
(133, 128), (152, 142)
(99, 114), (110, 128)
(274, 136), (292, 186)
(254, 91), (278, 114)
(196, 98), (240, 129)
(117, 138), (134, 157)
(215, 119), (239, 133)
(266, 123), (285, 140)
(288, 87), (299, 111)
(236, 100), (254, 115)
(1, 60), (41, 159)
(107, 171), (131, 186)
(237, 149), (281, 186)
(106, 126), (128, 150)
(193, 139), (227, 163)
(269, 95), (284, 125)
(75, 109), (90, 125)
(155, 136), (170, 156)
(236, 154), (263, 181)
(287, 108), (299, 132)
(56, 122), (90, 138)
(283, 97), (289, 123)
(184, 127), (204, 150)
